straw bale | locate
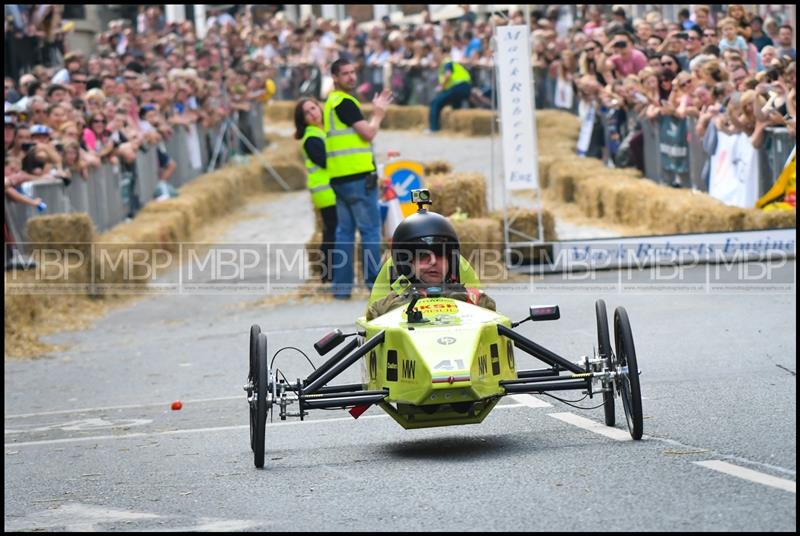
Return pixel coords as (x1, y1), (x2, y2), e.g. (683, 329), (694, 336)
(450, 217), (505, 281)
(537, 154), (556, 189)
(262, 161), (307, 191)
(536, 110), (581, 133)
(426, 172), (486, 217)
(423, 160), (453, 176)
(489, 208), (557, 242)
(263, 100), (295, 122)
(744, 208), (796, 229)
(384, 105), (429, 130)
(24, 213), (95, 285)
(548, 159), (605, 203)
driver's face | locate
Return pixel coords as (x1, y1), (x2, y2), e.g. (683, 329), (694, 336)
(413, 251), (448, 284)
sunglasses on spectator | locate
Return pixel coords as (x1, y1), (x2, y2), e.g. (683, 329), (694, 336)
(92, 118), (106, 123)
(72, 78), (87, 84)
(687, 36), (700, 41)
(584, 47), (597, 52)
(661, 61), (677, 67)
(679, 81), (691, 87)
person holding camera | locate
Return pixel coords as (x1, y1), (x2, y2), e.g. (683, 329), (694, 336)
(607, 31), (648, 78)
(323, 57), (392, 300)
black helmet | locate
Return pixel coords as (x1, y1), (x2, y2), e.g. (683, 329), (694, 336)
(390, 207), (461, 283)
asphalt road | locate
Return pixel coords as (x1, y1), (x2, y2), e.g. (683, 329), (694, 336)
(4, 188), (796, 531)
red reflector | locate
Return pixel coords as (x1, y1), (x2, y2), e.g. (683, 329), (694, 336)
(349, 404), (371, 419)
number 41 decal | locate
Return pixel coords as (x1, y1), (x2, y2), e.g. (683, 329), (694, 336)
(433, 359), (466, 370)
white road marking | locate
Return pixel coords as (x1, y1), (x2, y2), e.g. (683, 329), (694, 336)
(4, 395), (242, 419)
(548, 412), (632, 441)
(5, 404), (525, 448)
(3, 503), (161, 532)
(509, 394), (552, 408)
(694, 460), (796, 494)
(6, 418), (153, 435)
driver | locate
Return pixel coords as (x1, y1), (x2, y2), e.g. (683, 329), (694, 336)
(366, 198), (496, 320)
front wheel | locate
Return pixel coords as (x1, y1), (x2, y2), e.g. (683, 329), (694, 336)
(254, 332), (270, 468)
(613, 307), (643, 440)
(248, 324), (261, 451)
(595, 300), (615, 427)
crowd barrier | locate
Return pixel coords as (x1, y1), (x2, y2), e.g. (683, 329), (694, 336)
(6, 104), (267, 248)
(639, 116), (794, 206)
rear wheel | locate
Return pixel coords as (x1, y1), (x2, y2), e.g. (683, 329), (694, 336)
(254, 332), (270, 468)
(613, 307), (643, 440)
(248, 325), (261, 451)
(595, 300), (615, 427)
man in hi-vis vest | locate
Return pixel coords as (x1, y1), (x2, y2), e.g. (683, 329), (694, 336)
(324, 58), (393, 299)
(429, 47), (473, 132)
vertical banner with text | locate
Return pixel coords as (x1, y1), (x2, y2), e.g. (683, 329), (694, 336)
(495, 25), (539, 191)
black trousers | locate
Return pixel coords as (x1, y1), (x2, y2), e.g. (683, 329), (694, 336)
(319, 205), (338, 283)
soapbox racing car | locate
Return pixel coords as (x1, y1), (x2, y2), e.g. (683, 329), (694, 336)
(245, 296), (643, 469)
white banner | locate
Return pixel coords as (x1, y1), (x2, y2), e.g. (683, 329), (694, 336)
(495, 25), (538, 191)
(709, 132), (760, 208)
(542, 228), (796, 272)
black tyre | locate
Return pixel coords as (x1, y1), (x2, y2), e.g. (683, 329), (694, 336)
(248, 325), (261, 451)
(254, 332), (269, 468)
(595, 300), (615, 427)
(613, 307), (643, 440)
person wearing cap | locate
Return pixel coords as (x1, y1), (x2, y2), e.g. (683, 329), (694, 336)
(4, 115), (18, 153)
(366, 195), (495, 321)
(51, 52), (83, 85)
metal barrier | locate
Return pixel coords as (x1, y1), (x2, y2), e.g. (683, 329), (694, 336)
(30, 179), (71, 215)
(165, 126), (193, 187)
(67, 176), (91, 214)
(685, 117), (707, 191)
(4, 197), (32, 251)
(641, 117), (663, 184)
(135, 146), (160, 205)
(658, 115), (689, 186)
(759, 127), (794, 198)
(5, 104), (265, 242)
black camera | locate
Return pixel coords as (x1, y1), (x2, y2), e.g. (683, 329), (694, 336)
(21, 142), (36, 152)
(675, 32), (688, 40)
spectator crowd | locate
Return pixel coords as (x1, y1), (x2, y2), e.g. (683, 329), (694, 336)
(5, 4), (797, 230)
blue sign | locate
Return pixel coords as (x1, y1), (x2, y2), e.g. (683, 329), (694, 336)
(390, 169), (422, 203)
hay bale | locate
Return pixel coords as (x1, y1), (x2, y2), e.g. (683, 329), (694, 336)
(264, 161), (306, 191)
(450, 217), (505, 281)
(744, 209), (796, 229)
(538, 154), (556, 189)
(383, 105), (429, 130)
(426, 172), (486, 217)
(423, 160), (453, 176)
(25, 213), (95, 285)
(263, 100), (295, 122)
(489, 208), (557, 242)
(440, 109), (495, 136)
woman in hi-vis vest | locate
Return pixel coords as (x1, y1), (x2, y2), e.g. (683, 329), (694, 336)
(294, 99), (337, 284)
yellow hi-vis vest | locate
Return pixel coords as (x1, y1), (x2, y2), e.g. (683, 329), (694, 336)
(302, 125), (336, 209)
(323, 90), (375, 179)
(438, 60), (472, 89)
